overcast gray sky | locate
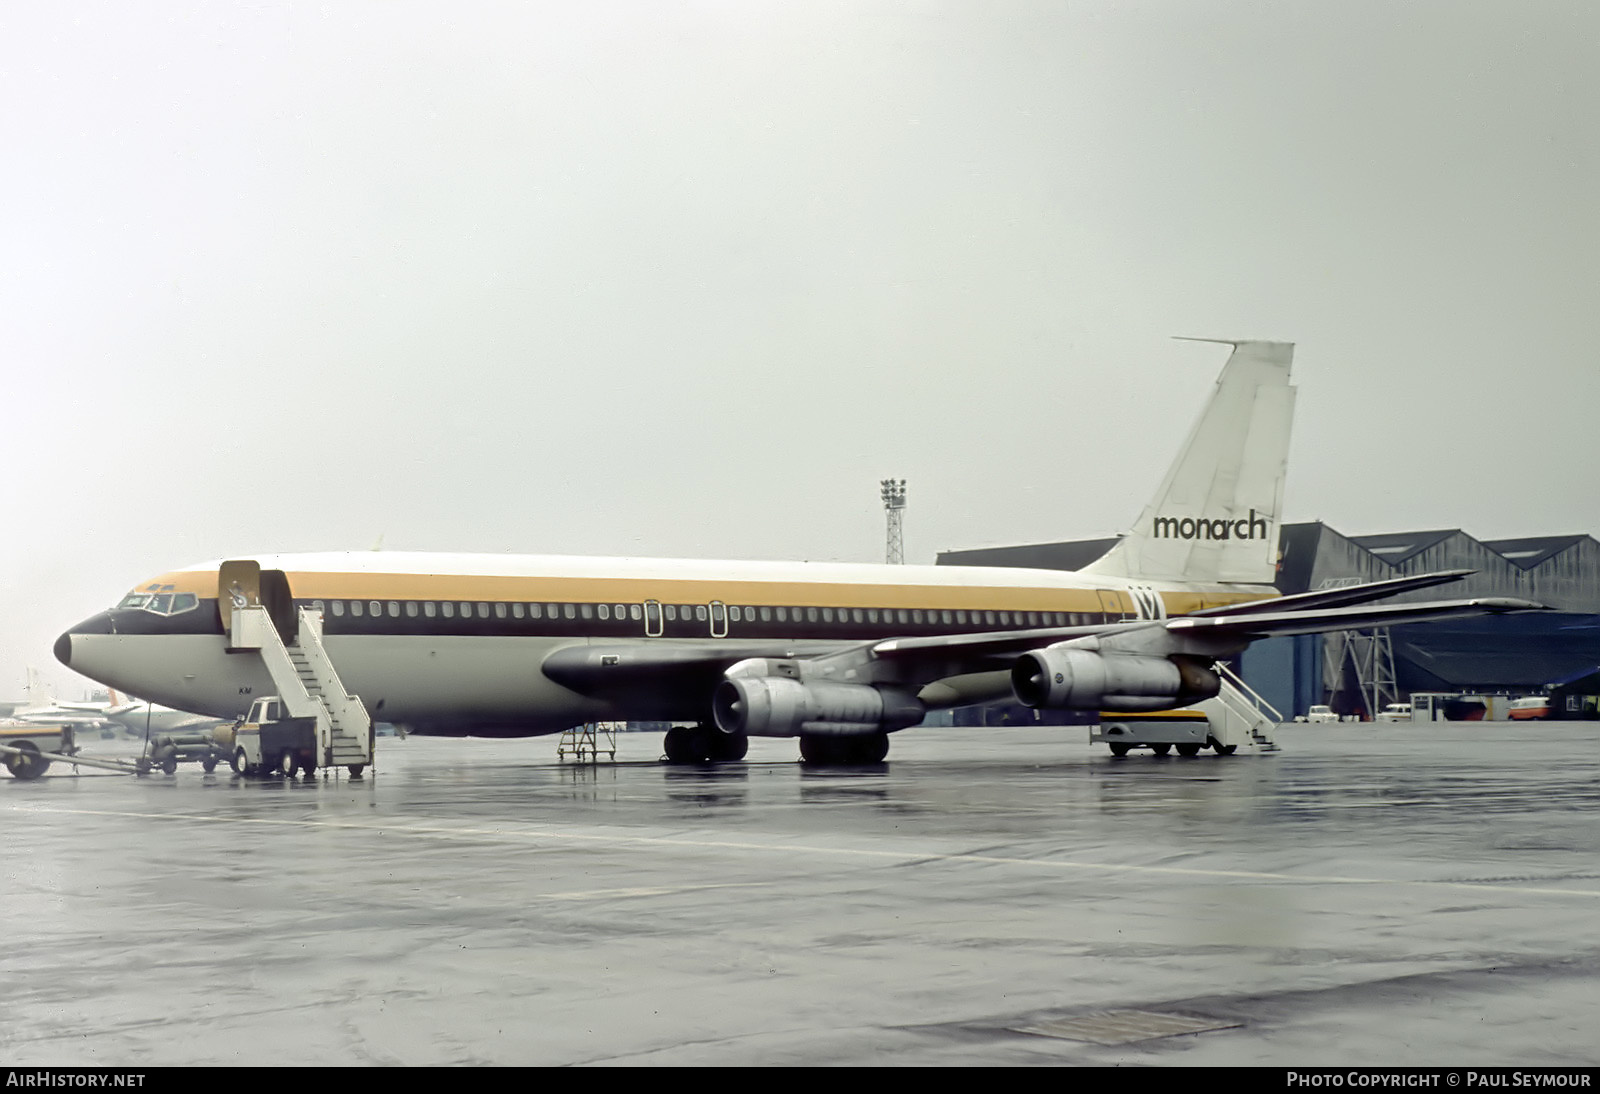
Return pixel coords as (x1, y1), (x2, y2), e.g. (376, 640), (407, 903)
(4, 1), (1596, 697)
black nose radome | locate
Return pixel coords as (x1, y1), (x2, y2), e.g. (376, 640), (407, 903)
(56, 612), (115, 668)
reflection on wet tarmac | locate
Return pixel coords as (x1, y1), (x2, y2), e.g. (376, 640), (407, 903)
(3, 722), (1599, 1065)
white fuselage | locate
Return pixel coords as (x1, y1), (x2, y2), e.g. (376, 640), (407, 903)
(59, 551), (1270, 736)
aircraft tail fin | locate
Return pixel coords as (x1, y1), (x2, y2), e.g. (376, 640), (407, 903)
(1082, 339), (1295, 586)
(23, 666), (54, 706)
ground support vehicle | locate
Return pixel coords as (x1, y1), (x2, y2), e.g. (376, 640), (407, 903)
(0, 723), (79, 780)
(223, 603), (373, 776)
(1092, 709), (1224, 756)
(146, 732), (231, 774)
(1091, 672), (1279, 757)
(1509, 696), (1552, 721)
(230, 698), (321, 777)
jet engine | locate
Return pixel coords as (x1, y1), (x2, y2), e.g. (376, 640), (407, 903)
(1010, 648), (1219, 711)
(712, 676), (924, 738)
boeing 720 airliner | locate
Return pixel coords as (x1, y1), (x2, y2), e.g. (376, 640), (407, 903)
(55, 341), (1542, 763)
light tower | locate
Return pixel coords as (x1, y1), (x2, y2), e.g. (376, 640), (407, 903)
(879, 478), (907, 565)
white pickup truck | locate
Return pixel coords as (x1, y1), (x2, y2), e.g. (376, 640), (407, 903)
(229, 696), (320, 778)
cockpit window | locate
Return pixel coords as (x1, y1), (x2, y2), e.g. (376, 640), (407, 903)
(118, 590), (199, 616)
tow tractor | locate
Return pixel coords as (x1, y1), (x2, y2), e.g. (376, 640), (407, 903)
(230, 696), (320, 777)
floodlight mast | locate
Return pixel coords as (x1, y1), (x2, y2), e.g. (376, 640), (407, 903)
(880, 478), (907, 565)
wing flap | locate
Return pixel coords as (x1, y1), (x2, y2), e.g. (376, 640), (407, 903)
(542, 641), (856, 699)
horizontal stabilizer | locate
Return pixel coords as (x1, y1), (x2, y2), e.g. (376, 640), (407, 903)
(1168, 596), (1548, 639)
(1187, 570), (1475, 617)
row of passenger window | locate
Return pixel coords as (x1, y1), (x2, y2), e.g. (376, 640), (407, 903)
(313, 599), (1098, 628)
(321, 599), (647, 622)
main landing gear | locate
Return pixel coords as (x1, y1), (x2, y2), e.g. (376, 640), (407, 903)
(660, 727), (893, 766)
(662, 724), (749, 765)
(799, 732), (889, 766)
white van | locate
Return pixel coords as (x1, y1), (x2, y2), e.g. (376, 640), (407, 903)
(1302, 704), (1338, 723)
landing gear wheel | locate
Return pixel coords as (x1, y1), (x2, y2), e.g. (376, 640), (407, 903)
(1150, 743), (1172, 756)
(798, 735), (838, 765)
(232, 748), (251, 776)
(280, 752), (299, 778)
(707, 731), (748, 762)
(856, 732), (889, 764)
(1176, 743), (1202, 757)
(201, 757), (218, 773)
(663, 725), (712, 764)
(1214, 744), (1237, 756)
(161, 754), (178, 775)
(5, 742), (47, 780)
(1108, 743), (1130, 757)
(347, 764), (365, 778)
(800, 733), (891, 766)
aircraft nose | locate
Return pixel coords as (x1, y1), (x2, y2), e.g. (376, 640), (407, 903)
(55, 611), (115, 669)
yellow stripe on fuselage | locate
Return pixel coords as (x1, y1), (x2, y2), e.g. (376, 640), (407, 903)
(132, 565), (1270, 617)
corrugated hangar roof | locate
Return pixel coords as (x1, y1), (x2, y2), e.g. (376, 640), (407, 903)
(1346, 530), (1461, 566)
(1481, 535), (1590, 570)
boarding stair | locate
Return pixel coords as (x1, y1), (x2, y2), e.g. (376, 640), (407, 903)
(229, 605), (373, 771)
(1202, 664), (1282, 751)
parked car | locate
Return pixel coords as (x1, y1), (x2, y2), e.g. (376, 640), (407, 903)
(1299, 704), (1339, 723)
(1376, 702), (1413, 722)
(1508, 696), (1552, 721)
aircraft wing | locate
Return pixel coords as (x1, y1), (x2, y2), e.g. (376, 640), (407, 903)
(543, 621), (1170, 702)
(872, 595), (1544, 663)
(540, 576), (1546, 724)
(64, 701), (142, 717)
